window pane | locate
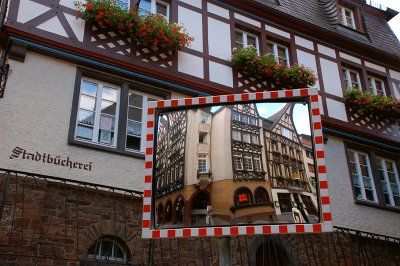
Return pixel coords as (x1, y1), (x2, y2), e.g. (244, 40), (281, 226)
(247, 35), (257, 47)
(76, 125), (93, 140)
(266, 42), (274, 54)
(100, 114), (115, 130)
(80, 95), (96, 111)
(82, 81), (98, 97)
(235, 32), (244, 49)
(102, 87), (118, 102)
(78, 109), (95, 126)
(127, 120), (142, 136)
(156, 2), (168, 16)
(128, 106), (142, 122)
(101, 100), (117, 115)
(129, 93), (143, 108)
(126, 135), (141, 150)
(115, 0), (128, 9)
(98, 129), (114, 145)
(139, 0), (151, 15)
(101, 240), (113, 257)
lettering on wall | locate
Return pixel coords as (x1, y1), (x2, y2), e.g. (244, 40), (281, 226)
(9, 147), (93, 171)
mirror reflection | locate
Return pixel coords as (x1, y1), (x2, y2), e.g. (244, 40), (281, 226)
(153, 101), (318, 228)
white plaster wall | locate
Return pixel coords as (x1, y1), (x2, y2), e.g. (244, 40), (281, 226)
(326, 98), (348, 122)
(317, 44), (336, 58)
(17, 0), (51, 24)
(178, 6), (203, 52)
(179, 0), (202, 9)
(296, 50), (320, 89)
(364, 61), (385, 73)
(210, 108), (232, 182)
(265, 24), (290, 39)
(339, 52), (361, 65)
(178, 51), (204, 78)
(325, 136), (400, 238)
(0, 52), (146, 191)
(207, 3), (229, 19)
(320, 58), (343, 97)
(295, 36), (314, 50)
(389, 69), (400, 80)
(209, 61), (233, 87)
(208, 18), (232, 60)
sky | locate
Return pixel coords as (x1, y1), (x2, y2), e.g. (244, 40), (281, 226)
(373, 0), (400, 39)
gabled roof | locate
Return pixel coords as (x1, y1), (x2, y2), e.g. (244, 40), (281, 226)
(262, 103), (291, 130)
(249, 0), (400, 59)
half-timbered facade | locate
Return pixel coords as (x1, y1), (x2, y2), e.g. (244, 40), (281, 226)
(1, 0), (400, 264)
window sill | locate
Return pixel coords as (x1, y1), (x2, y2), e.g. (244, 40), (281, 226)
(68, 139), (145, 159)
(355, 199), (400, 213)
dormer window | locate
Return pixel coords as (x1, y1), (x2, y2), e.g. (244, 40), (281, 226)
(342, 67), (361, 89)
(235, 29), (259, 52)
(338, 6), (356, 29)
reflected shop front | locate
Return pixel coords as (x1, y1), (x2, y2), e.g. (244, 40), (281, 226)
(152, 98), (320, 229)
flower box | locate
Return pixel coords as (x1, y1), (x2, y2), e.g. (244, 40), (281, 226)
(74, 0), (193, 50)
(344, 88), (400, 119)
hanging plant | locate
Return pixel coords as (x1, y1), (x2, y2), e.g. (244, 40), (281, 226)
(230, 46), (317, 88)
(344, 88), (400, 119)
(74, 0), (193, 50)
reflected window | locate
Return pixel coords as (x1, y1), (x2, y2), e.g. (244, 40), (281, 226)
(232, 130), (241, 141)
(232, 112), (240, 121)
(300, 195), (318, 216)
(242, 115), (249, 124)
(243, 133), (251, 143)
(235, 187), (253, 205)
(250, 117), (258, 126)
(254, 187), (269, 203)
(277, 193), (292, 213)
(198, 154), (207, 173)
(233, 152), (243, 170)
(76, 79), (120, 147)
(87, 236), (128, 262)
(271, 140), (278, 151)
(282, 127), (291, 139)
(115, 0), (129, 9)
(244, 154), (253, 171)
(308, 163), (315, 173)
(347, 150), (377, 202)
(254, 155), (262, 172)
(274, 163), (281, 176)
(252, 134), (260, 145)
(200, 112), (209, 124)
(377, 158), (400, 207)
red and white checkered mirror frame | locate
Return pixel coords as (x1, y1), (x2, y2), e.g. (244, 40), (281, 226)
(142, 88), (333, 239)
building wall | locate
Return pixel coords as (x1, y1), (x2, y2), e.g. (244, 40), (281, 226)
(0, 52), (148, 191)
(325, 135), (400, 238)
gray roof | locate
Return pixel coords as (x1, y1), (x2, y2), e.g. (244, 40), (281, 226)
(249, 0), (400, 59)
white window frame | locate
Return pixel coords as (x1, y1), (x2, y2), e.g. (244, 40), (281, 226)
(377, 157), (400, 207)
(254, 155), (262, 172)
(342, 67), (361, 89)
(244, 154), (253, 171)
(348, 150), (378, 202)
(198, 154), (207, 173)
(339, 5), (356, 29)
(233, 151), (243, 170)
(87, 237), (127, 262)
(266, 41), (290, 66)
(126, 90), (161, 153)
(75, 78), (121, 147)
(235, 29), (259, 52)
(139, 0), (170, 19)
(368, 76), (386, 96)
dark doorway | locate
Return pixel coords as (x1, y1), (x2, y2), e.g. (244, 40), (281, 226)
(191, 191), (209, 210)
(157, 203), (163, 224)
(165, 201), (172, 224)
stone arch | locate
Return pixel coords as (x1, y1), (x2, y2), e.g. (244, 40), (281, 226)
(248, 236), (296, 266)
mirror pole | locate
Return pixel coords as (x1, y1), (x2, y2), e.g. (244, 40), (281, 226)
(219, 236), (231, 266)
